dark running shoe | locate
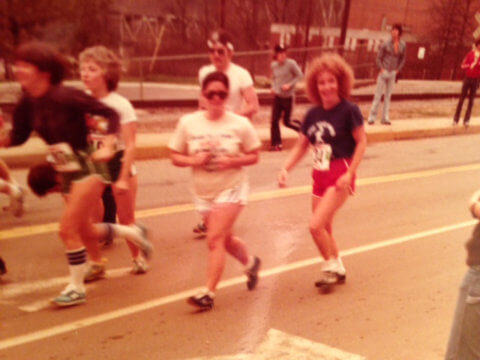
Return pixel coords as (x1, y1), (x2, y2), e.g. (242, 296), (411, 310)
(269, 145), (283, 152)
(291, 119), (302, 130)
(246, 256), (261, 290)
(187, 292), (214, 310)
(0, 257), (6, 275)
(193, 222), (207, 235)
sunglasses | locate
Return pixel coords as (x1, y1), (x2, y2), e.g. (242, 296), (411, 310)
(204, 90), (228, 100)
(208, 48), (226, 56)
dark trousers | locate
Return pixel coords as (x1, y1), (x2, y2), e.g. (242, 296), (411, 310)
(102, 185), (117, 223)
(102, 150), (124, 224)
(454, 77), (480, 124)
(270, 96), (300, 146)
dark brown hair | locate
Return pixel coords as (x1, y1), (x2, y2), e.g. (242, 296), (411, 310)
(27, 162), (58, 197)
(15, 42), (68, 85)
(201, 71), (230, 91)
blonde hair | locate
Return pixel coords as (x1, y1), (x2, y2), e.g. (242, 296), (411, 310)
(305, 53), (354, 106)
(79, 46), (122, 91)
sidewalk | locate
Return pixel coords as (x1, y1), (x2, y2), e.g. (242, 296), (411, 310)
(0, 79), (474, 168)
(0, 116), (478, 168)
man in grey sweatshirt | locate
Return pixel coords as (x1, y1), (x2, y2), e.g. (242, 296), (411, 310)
(270, 44), (303, 150)
(368, 24), (406, 125)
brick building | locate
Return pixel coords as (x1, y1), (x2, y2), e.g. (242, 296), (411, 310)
(271, 0), (478, 79)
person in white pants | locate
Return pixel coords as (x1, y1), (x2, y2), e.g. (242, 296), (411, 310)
(368, 23), (406, 126)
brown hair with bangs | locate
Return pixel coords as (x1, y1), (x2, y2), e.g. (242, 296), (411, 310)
(305, 53), (354, 106)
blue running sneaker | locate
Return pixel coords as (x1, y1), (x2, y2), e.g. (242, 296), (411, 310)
(52, 288), (86, 307)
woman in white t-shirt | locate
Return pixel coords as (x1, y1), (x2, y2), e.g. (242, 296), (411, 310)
(79, 46), (152, 278)
(169, 71), (262, 310)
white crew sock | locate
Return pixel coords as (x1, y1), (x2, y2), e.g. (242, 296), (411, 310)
(323, 257), (346, 274)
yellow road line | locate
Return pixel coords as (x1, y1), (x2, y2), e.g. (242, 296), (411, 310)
(2, 163), (480, 241)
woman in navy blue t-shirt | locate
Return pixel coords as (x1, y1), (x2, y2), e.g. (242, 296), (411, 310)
(278, 53), (367, 288)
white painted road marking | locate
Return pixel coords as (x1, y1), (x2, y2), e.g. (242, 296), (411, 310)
(0, 219), (475, 351)
(256, 328), (365, 359)
(185, 328), (365, 359)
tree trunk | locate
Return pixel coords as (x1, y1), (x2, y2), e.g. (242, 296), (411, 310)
(437, 0), (458, 79)
(451, 0), (478, 79)
(302, 0), (313, 72)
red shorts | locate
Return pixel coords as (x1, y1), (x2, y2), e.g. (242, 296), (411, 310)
(312, 158), (355, 197)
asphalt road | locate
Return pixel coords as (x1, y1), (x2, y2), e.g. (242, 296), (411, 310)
(2, 134), (480, 359)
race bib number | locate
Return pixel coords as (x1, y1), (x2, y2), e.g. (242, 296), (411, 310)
(312, 143), (332, 171)
(89, 133), (106, 150)
(48, 143), (82, 173)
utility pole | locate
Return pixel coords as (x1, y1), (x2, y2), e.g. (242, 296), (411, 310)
(220, 0), (226, 28)
(339, 0), (351, 55)
(302, 0), (314, 72)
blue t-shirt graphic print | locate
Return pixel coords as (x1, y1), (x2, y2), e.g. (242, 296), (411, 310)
(301, 99), (363, 161)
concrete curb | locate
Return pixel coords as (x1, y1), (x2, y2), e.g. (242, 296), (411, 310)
(2, 120), (479, 169)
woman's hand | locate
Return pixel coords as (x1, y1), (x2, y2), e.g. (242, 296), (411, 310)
(213, 155), (233, 170)
(336, 171), (353, 190)
(192, 151), (213, 166)
(114, 178), (129, 194)
(278, 168), (289, 188)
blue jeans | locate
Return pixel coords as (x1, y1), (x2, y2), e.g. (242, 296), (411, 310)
(445, 266), (480, 360)
(368, 70), (396, 123)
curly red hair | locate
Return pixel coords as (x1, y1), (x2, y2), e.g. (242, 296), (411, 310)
(305, 53), (354, 106)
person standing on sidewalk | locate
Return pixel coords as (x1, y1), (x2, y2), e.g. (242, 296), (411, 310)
(195, 29), (259, 236)
(368, 24), (406, 126)
(278, 54), (366, 288)
(453, 39), (480, 128)
(269, 44), (303, 151)
(444, 190), (480, 359)
(169, 71), (262, 310)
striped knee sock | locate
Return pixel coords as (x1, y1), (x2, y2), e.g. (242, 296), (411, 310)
(66, 248), (87, 293)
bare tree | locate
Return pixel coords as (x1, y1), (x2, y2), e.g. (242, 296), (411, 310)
(0, 0), (67, 54)
(263, 0), (292, 23)
(0, 0), (116, 78)
(429, 0), (480, 79)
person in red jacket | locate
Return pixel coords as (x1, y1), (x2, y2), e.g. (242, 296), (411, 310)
(453, 39), (480, 127)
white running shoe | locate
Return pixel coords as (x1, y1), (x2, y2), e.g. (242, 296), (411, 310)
(131, 256), (148, 275)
